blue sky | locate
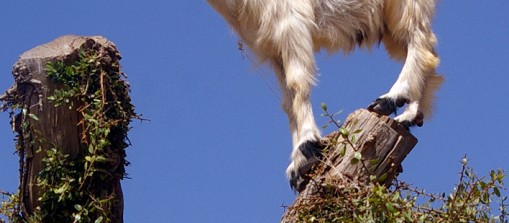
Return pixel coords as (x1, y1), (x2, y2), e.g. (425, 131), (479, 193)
(1, 1), (508, 222)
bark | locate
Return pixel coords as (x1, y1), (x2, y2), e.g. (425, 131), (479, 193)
(281, 109), (417, 223)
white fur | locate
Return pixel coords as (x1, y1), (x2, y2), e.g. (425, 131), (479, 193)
(207, 0), (443, 183)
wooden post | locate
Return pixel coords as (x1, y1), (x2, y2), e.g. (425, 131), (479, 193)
(281, 109), (417, 223)
(1, 35), (128, 222)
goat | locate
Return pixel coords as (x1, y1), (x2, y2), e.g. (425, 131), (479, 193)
(207, 0), (443, 192)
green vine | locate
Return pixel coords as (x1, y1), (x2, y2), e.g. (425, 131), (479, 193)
(1, 46), (138, 222)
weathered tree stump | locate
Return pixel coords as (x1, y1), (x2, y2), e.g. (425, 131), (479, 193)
(281, 109), (417, 223)
(1, 35), (128, 222)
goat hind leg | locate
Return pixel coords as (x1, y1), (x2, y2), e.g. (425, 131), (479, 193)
(369, 0), (442, 127)
(367, 38), (430, 123)
(370, 40), (440, 127)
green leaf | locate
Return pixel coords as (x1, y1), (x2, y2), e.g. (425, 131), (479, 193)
(353, 151), (362, 161)
(321, 102), (328, 112)
(369, 159), (380, 165)
(98, 139), (110, 148)
(95, 156), (107, 162)
(377, 173), (388, 183)
(350, 152), (361, 164)
(465, 169), (471, 178)
(404, 211), (413, 222)
(385, 203), (395, 213)
(94, 217), (104, 223)
(392, 191), (400, 201)
(75, 204), (83, 211)
(339, 145), (346, 156)
(480, 192), (489, 204)
(494, 187), (501, 197)
(28, 113), (39, 121)
(339, 127), (349, 137)
(479, 181), (487, 190)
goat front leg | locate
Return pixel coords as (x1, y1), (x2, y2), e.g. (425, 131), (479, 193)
(271, 34), (324, 192)
(286, 86), (323, 192)
(272, 57), (323, 193)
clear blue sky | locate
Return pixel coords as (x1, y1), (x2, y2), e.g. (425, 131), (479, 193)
(1, 1), (508, 222)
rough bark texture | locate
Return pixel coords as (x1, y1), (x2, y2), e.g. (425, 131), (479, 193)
(1, 35), (124, 222)
(281, 109), (417, 223)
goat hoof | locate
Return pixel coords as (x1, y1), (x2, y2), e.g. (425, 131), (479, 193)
(289, 140), (324, 192)
(398, 111), (424, 129)
(289, 171), (308, 193)
(396, 98), (409, 107)
(368, 97), (409, 116)
(368, 98), (394, 115)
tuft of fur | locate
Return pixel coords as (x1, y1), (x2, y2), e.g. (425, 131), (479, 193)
(208, 0), (443, 191)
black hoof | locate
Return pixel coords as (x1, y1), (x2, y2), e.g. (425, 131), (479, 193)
(289, 140), (324, 192)
(289, 171), (308, 193)
(399, 111), (424, 129)
(368, 98), (408, 116)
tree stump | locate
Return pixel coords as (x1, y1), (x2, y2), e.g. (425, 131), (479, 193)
(1, 35), (128, 222)
(281, 109), (417, 223)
